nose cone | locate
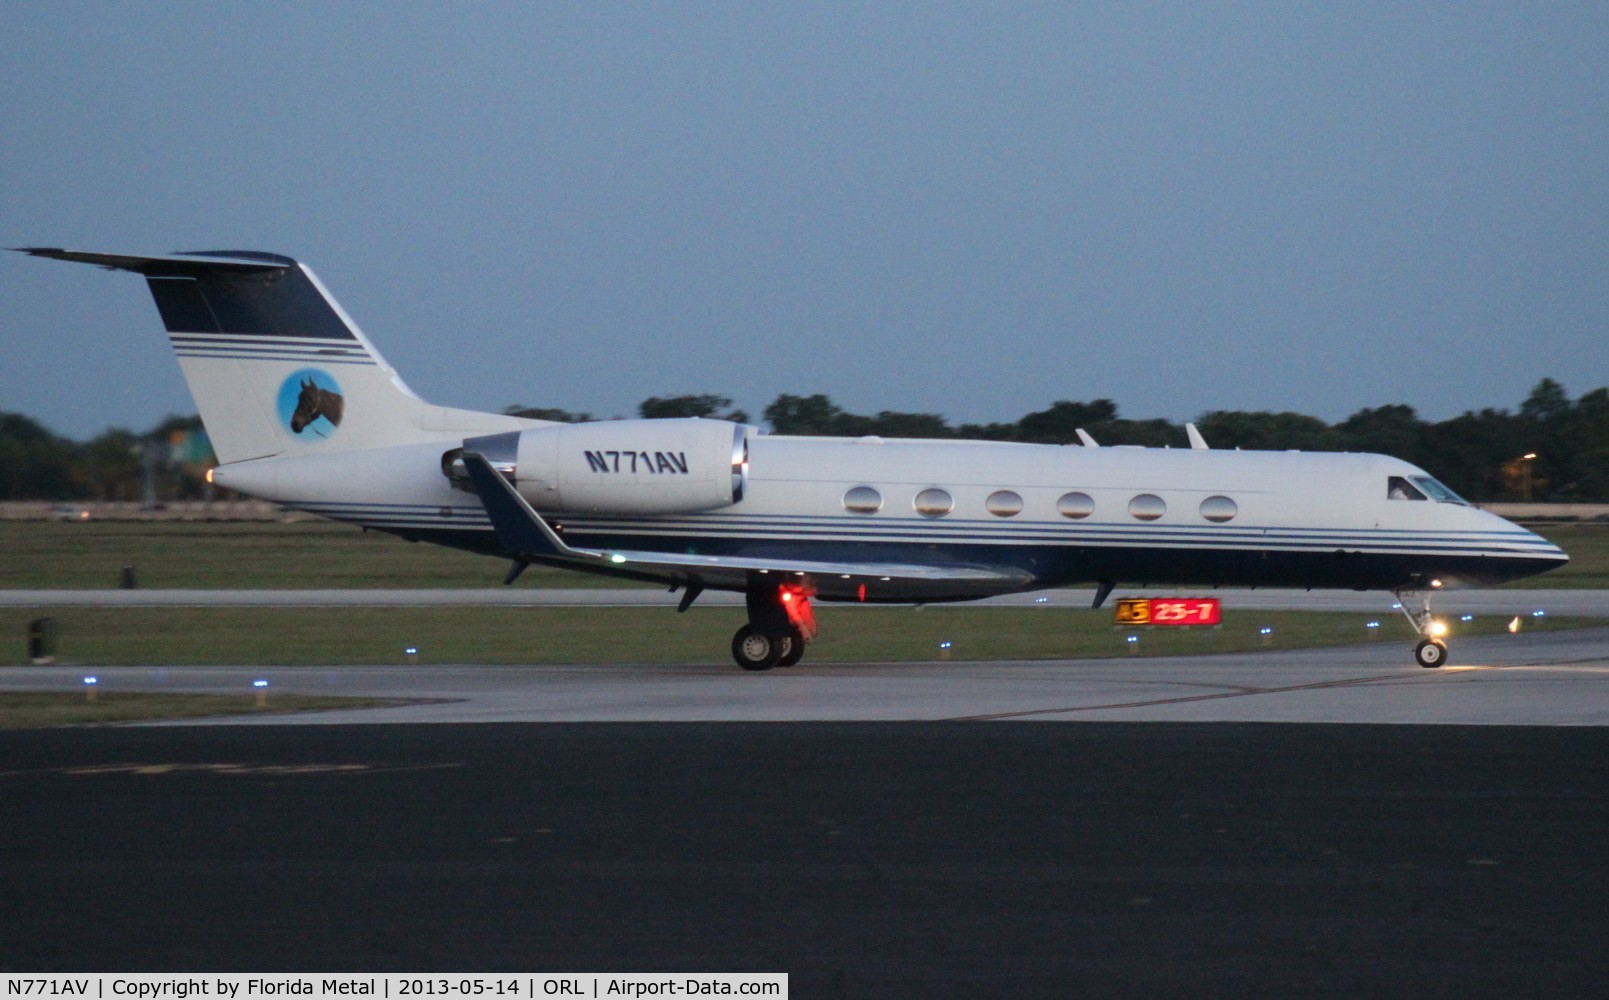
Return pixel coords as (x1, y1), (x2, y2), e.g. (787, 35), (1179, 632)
(1490, 519), (1569, 583)
(1528, 529), (1570, 569)
(1426, 508), (1569, 587)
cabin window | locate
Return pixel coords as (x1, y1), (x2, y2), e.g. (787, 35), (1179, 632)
(1128, 494), (1166, 521)
(842, 485), (883, 514)
(1412, 476), (1468, 505)
(1057, 492), (1095, 519)
(986, 490), (1024, 517)
(913, 488), (954, 517)
(1387, 476), (1427, 501)
(1199, 495), (1238, 523)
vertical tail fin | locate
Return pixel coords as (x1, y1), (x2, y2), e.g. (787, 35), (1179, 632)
(18, 248), (439, 463)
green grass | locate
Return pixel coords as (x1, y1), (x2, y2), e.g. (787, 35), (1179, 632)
(0, 520), (633, 590)
(1498, 522), (1609, 588)
(1, 605), (1589, 667)
(0, 691), (407, 728)
(0, 520), (1598, 590)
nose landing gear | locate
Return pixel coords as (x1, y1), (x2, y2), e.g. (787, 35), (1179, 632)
(732, 580), (818, 671)
(1395, 585), (1449, 668)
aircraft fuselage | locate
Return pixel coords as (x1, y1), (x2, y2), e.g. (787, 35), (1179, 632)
(213, 430), (1564, 601)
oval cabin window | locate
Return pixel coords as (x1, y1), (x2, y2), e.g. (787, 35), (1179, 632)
(1128, 494), (1166, 521)
(913, 488), (954, 518)
(985, 490), (1024, 517)
(1199, 495), (1238, 523)
(1057, 492), (1095, 519)
(842, 485), (883, 514)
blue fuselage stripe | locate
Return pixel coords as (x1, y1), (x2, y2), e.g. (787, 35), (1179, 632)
(285, 500), (1559, 590)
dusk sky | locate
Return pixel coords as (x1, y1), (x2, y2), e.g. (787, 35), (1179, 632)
(5, 3), (1607, 441)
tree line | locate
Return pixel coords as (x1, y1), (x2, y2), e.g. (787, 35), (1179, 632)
(0, 412), (210, 504)
(2, 378), (1602, 503)
(519, 379), (1604, 502)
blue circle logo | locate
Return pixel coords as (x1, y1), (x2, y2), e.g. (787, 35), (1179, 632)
(276, 368), (345, 438)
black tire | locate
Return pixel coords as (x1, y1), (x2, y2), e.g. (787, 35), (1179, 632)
(732, 625), (780, 671)
(1415, 638), (1447, 669)
(776, 627), (806, 667)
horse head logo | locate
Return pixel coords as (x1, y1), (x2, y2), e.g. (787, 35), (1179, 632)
(277, 369), (345, 439)
(290, 376), (345, 433)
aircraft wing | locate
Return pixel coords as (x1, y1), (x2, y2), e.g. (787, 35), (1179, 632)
(559, 544), (1023, 584)
(458, 451), (1031, 588)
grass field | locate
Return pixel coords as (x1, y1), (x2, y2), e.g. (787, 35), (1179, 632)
(1, 604), (1587, 667)
(0, 520), (1600, 589)
(1503, 522), (1609, 588)
(0, 520), (614, 589)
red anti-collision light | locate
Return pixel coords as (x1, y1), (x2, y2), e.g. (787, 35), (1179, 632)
(779, 583), (819, 638)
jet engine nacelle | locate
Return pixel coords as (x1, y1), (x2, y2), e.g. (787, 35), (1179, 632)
(445, 419), (750, 515)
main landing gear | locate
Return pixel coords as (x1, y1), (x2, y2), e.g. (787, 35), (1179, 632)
(1395, 585), (1449, 668)
(731, 581), (818, 671)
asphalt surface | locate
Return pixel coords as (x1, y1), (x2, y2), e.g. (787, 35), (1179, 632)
(4, 597), (1607, 993)
(1, 723), (1605, 996)
(5, 626), (1607, 725)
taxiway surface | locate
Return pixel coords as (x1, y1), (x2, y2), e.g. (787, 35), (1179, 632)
(5, 617), (1607, 990)
(3, 722), (1605, 993)
(4, 627), (1607, 726)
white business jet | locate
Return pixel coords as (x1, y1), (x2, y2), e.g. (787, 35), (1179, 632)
(18, 249), (1567, 670)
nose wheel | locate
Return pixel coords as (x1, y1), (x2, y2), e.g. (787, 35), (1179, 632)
(1414, 637), (1448, 669)
(1396, 586), (1449, 668)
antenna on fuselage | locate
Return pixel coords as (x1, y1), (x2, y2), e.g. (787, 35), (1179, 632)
(1185, 423), (1209, 450)
(1076, 428), (1099, 447)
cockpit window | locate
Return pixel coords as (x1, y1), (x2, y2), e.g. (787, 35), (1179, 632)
(1387, 476), (1427, 501)
(1411, 476), (1468, 505)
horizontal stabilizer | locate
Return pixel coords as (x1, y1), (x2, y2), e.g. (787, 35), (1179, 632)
(14, 248), (294, 275)
(18, 247), (355, 341)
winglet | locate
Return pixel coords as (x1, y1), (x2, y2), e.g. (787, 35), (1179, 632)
(460, 451), (600, 560)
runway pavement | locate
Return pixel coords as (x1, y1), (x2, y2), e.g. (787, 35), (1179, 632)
(5, 598), (1607, 989)
(3, 626), (1608, 725)
(2, 722), (1605, 993)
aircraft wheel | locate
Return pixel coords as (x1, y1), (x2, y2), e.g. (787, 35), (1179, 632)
(776, 627), (807, 667)
(732, 625), (781, 671)
(1415, 638), (1448, 669)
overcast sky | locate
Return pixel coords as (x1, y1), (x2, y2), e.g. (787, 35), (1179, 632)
(5, 2), (1607, 441)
